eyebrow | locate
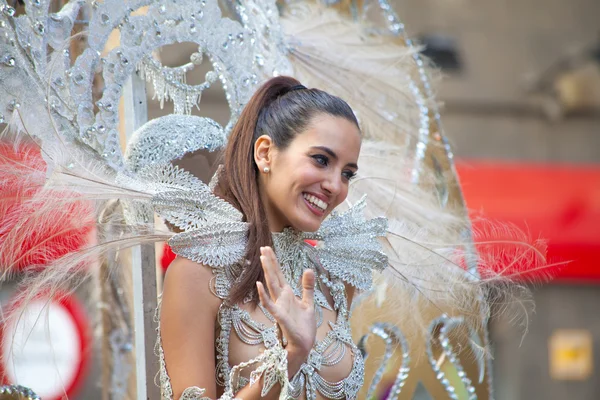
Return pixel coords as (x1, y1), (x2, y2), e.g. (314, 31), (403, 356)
(310, 146), (358, 169)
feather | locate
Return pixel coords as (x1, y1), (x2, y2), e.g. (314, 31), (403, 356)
(282, 2), (427, 146)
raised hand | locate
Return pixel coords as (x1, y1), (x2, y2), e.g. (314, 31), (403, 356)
(256, 246), (317, 357)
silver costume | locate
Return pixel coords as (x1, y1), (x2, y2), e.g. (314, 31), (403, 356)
(155, 191), (387, 399)
(0, 0), (503, 398)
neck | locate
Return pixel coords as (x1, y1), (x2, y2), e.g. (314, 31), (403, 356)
(258, 182), (289, 233)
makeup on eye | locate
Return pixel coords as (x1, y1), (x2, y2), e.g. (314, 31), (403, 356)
(310, 153), (357, 181)
(342, 170), (357, 181)
(311, 154), (329, 166)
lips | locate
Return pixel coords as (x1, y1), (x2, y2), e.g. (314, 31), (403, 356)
(302, 192), (328, 217)
(303, 193), (327, 211)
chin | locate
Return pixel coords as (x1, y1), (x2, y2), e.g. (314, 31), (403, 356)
(290, 213), (326, 233)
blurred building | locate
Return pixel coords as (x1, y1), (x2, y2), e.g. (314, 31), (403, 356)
(394, 0), (600, 398)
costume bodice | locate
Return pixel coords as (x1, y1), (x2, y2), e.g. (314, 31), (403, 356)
(157, 228), (366, 400)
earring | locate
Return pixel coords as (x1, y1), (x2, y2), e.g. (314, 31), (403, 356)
(263, 166), (270, 173)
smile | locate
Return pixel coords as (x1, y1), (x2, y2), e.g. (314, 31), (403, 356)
(303, 193), (328, 213)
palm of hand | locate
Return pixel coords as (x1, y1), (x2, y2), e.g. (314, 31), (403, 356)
(257, 246), (317, 356)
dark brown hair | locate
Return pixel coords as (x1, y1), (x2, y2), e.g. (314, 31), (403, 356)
(215, 76), (359, 305)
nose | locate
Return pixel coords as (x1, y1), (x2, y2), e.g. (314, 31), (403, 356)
(321, 171), (342, 197)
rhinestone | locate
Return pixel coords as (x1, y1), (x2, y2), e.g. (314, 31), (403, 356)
(53, 77), (65, 87)
(34, 21), (45, 35)
(49, 96), (61, 110)
(2, 6), (16, 17)
(83, 126), (95, 140)
(100, 13), (110, 25)
(255, 54), (265, 66)
(72, 73), (85, 85)
(0, 114), (4, 124)
(158, 4), (166, 14)
(2, 55), (15, 67)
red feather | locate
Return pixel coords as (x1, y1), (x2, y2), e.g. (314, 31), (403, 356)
(0, 142), (95, 270)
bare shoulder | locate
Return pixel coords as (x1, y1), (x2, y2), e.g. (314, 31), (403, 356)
(162, 257), (222, 315)
(160, 257), (222, 398)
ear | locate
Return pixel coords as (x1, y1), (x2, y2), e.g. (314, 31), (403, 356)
(254, 135), (274, 172)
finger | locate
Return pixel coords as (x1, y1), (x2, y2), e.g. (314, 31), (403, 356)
(256, 282), (277, 316)
(262, 246), (286, 283)
(301, 269), (315, 308)
(260, 248), (282, 297)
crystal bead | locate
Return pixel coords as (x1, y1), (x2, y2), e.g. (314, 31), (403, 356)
(8, 99), (20, 111)
(190, 52), (203, 65)
(205, 71), (217, 84)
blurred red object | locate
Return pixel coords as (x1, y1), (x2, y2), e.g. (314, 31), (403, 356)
(457, 160), (600, 282)
(0, 291), (92, 399)
(161, 243), (176, 272)
(161, 239), (320, 272)
(0, 142), (94, 270)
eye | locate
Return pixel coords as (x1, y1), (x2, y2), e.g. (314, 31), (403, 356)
(311, 154), (329, 167)
(342, 170), (357, 181)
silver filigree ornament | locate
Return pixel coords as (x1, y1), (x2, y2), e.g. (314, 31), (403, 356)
(0, 0), (262, 172)
(358, 322), (410, 400)
(426, 315), (480, 400)
(125, 115), (226, 172)
(0, 384), (40, 400)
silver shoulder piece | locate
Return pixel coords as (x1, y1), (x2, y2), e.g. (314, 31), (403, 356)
(129, 163), (249, 268)
(309, 196), (388, 291)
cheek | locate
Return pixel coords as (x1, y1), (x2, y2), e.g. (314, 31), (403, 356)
(333, 184), (349, 208)
(291, 164), (323, 189)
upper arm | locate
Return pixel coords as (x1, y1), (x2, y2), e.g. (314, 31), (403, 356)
(344, 283), (356, 309)
(160, 257), (222, 399)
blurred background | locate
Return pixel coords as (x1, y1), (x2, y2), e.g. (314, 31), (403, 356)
(397, 0), (600, 398)
(1, 0), (599, 399)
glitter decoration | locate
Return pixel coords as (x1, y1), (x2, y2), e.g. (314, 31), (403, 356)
(125, 115), (226, 172)
(358, 322), (411, 400)
(0, 384), (40, 400)
(0, 0), (259, 170)
(426, 316), (479, 400)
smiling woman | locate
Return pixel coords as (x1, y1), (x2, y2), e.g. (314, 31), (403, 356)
(255, 115), (361, 232)
(159, 76), (377, 399)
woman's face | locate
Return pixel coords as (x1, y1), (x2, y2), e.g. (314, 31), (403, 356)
(255, 114), (361, 232)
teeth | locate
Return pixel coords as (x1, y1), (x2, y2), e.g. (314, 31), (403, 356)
(303, 193), (327, 211)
